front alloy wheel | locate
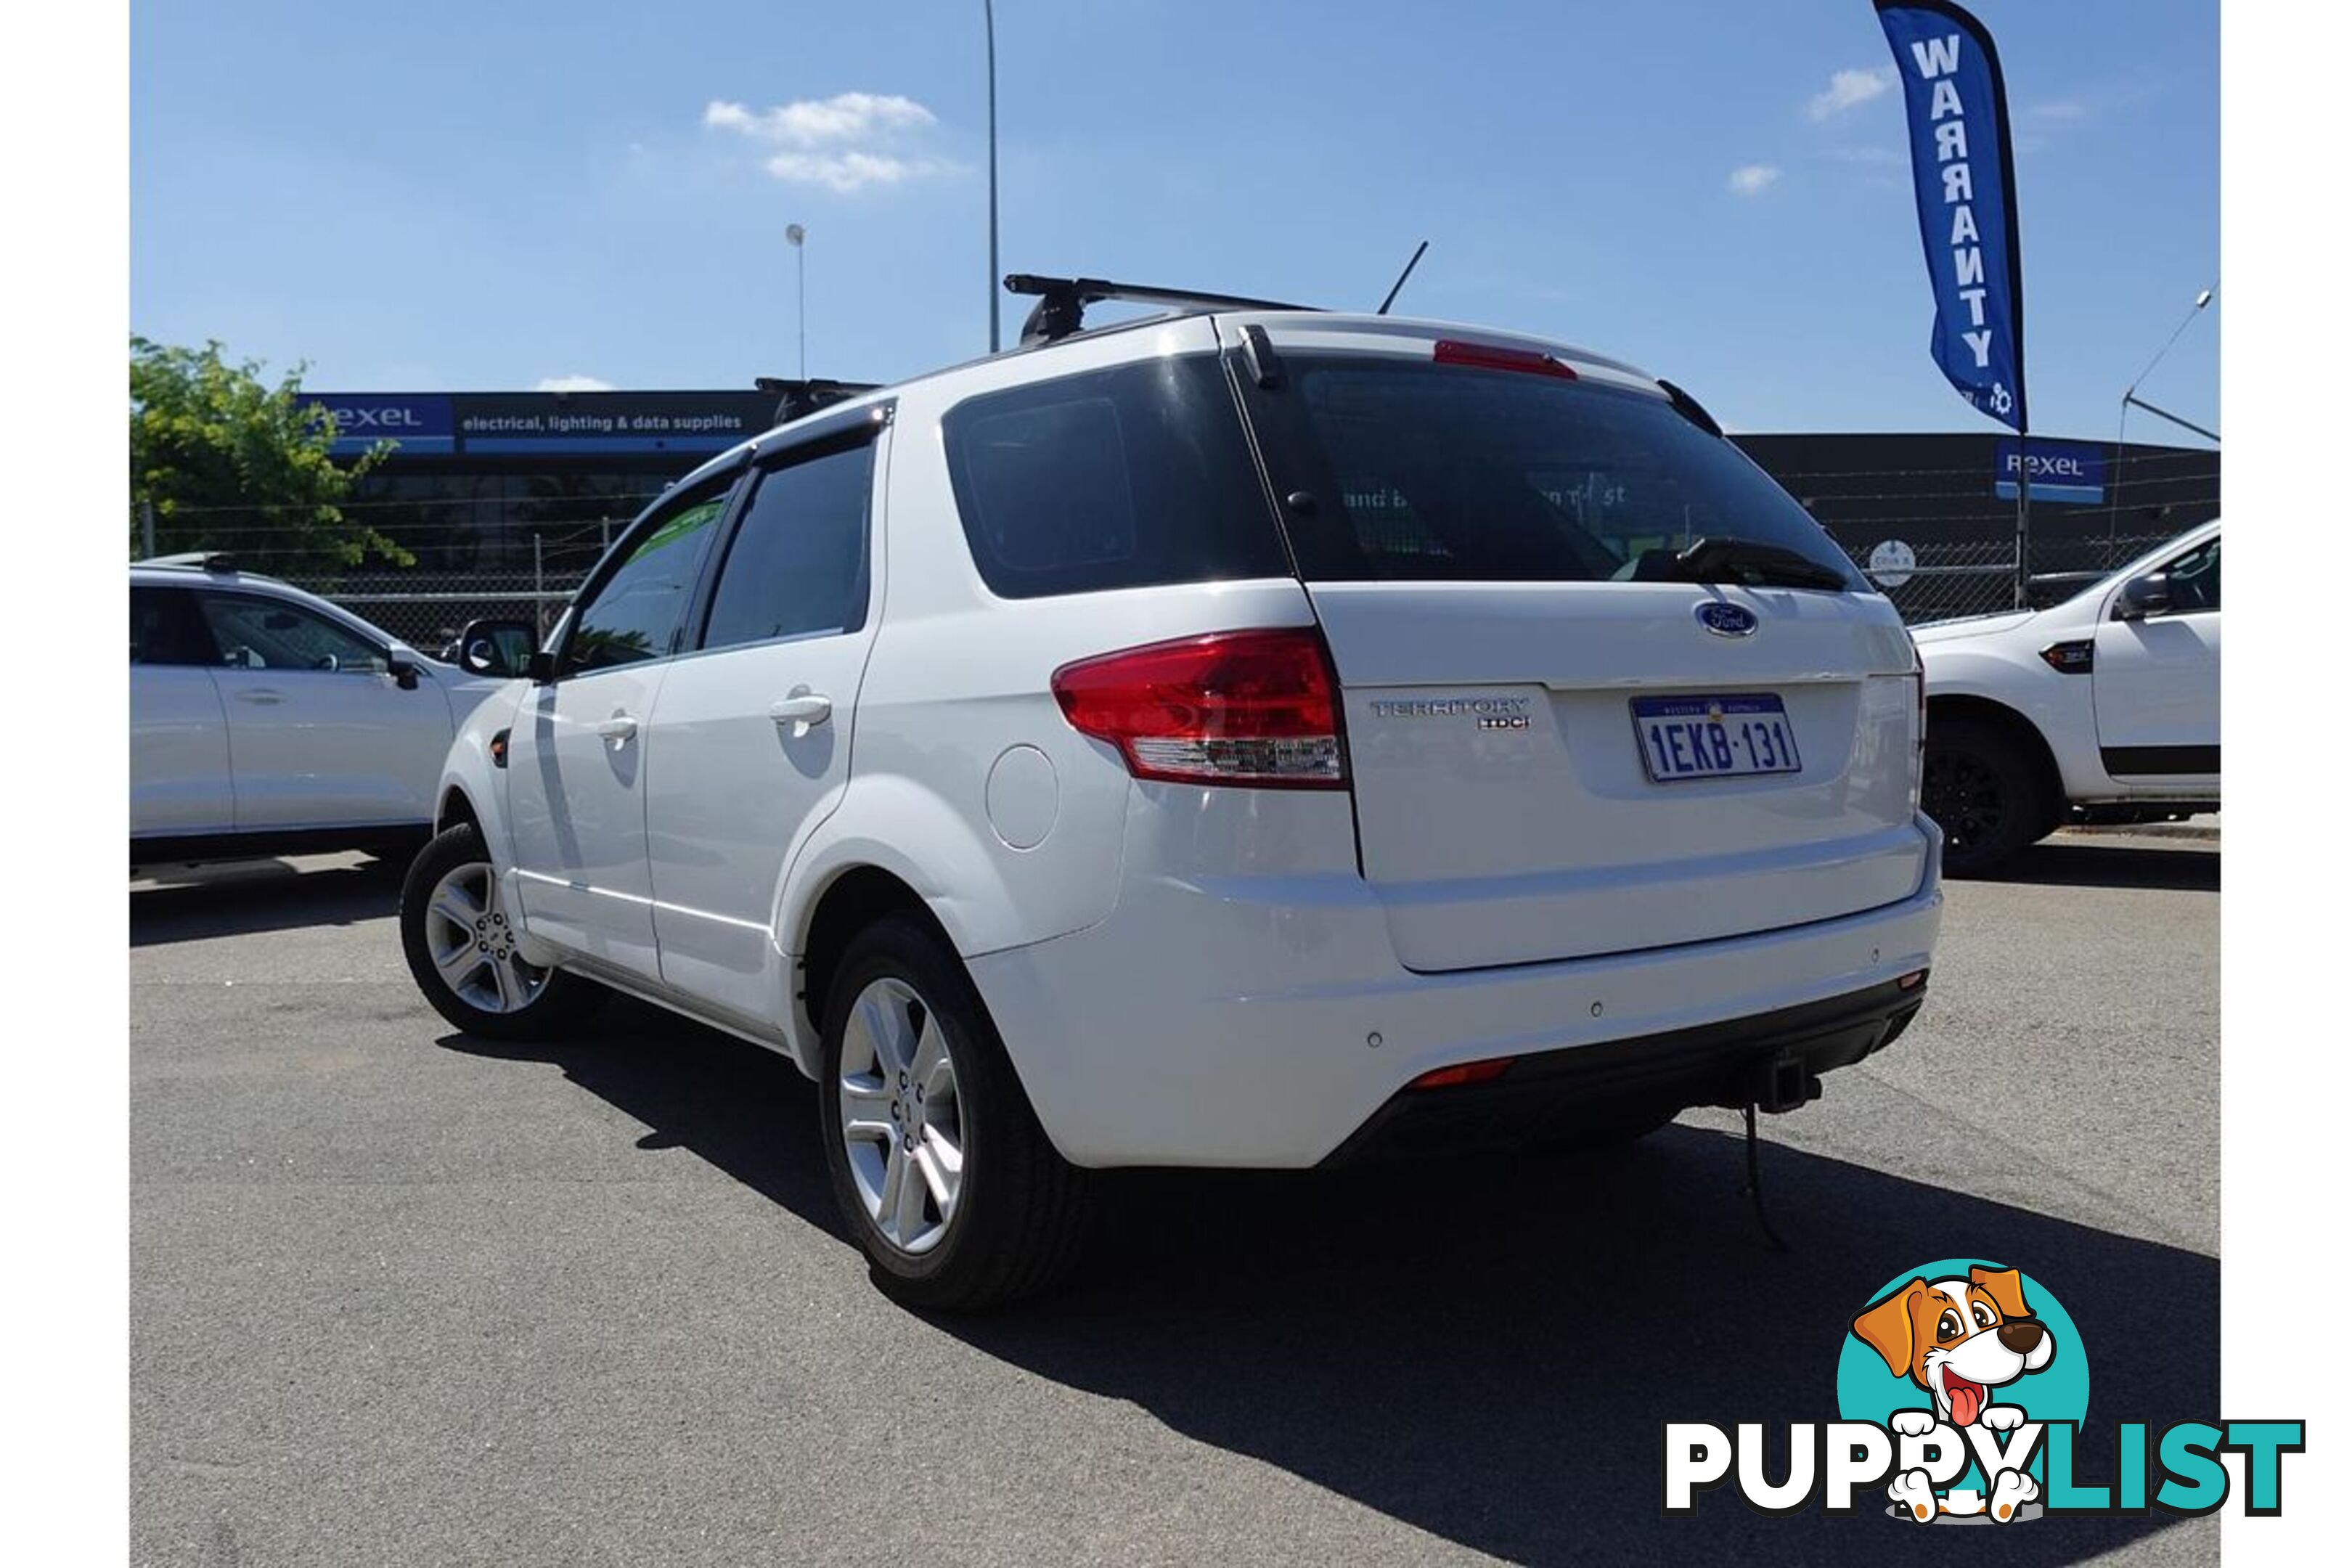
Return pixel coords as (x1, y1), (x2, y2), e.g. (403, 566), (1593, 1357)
(399, 822), (605, 1040)
(420, 859), (550, 1015)
(1919, 715), (2051, 877)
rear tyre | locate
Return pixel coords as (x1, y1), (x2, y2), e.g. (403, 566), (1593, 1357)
(818, 915), (1093, 1312)
(1922, 715), (2055, 877)
(399, 823), (605, 1040)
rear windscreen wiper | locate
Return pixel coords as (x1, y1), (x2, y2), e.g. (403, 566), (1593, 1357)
(1662, 536), (1853, 592)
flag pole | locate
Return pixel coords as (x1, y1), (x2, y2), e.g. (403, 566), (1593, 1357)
(2013, 423), (2030, 608)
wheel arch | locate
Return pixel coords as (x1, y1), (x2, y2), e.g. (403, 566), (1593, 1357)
(793, 865), (960, 1061)
(1926, 693), (2066, 825)
(436, 783), (482, 836)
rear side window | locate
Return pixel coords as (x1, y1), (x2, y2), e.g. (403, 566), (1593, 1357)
(701, 441), (875, 650)
(941, 355), (1289, 598)
(131, 586), (218, 666)
(1268, 358), (1861, 586)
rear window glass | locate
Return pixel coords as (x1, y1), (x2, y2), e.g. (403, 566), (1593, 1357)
(941, 355), (1290, 598)
(1273, 359), (1861, 587)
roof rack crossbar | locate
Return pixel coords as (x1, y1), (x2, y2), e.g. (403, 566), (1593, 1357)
(1003, 274), (1318, 346)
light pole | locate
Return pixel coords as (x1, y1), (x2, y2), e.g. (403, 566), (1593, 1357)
(985, 0), (1000, 352)
(785, 223), (807, 379)
(2108, 283), (2217, 536)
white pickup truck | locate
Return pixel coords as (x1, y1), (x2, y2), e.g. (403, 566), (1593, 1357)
(1915, 519), (2219, 874)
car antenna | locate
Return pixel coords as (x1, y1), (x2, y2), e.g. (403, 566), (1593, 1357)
(1375, 240), (1429, 316)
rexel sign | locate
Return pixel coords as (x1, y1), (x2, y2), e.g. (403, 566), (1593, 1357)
(298, 394), (457, 455)
(1994, 438), (2106, 505)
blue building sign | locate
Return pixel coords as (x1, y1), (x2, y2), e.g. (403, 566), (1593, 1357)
(298, 393), (456, 456)
(299, 391), (771, 459)
(1994, 437), (2105, 504)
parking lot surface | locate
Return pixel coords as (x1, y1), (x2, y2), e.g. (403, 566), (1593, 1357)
(131, 833), (2218, 1567)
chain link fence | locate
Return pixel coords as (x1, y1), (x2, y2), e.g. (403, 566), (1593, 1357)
(1837, 530), (2187, 623)
(136, 468), (2213, 645)
(133, 502), (639, 656)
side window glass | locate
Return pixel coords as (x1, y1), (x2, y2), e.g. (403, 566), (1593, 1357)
(701, 442), (876, 651)
(131, 587), (221, 666)
(197, 594), (388, 673)
(941, 356), (1289, 598)
(563, 489), (732, 674)
(2164, 539), (2219, 614)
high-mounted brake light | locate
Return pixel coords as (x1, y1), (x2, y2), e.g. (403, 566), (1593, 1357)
(1051, 628), (1349, 789)
(1432, 339), (1577, 380)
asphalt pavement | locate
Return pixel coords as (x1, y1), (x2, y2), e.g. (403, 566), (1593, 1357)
(129, 830), (2218, 1567)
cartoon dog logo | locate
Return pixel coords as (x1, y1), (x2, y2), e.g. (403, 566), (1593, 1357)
(1850, 1265), (2055, 1523)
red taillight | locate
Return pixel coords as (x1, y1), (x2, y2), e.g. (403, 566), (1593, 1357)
(1051, 627), (1349, 789)
(1408, 1057), (1514, 1090)
(1432, 338), (1577, 380)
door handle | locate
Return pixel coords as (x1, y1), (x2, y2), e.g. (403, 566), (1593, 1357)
(769, 692), (833, 730)
(594, 714), (639, 745)
(235, 689), (285, 705)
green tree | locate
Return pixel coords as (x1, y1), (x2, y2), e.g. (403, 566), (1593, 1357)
(129, 336), (412, 575)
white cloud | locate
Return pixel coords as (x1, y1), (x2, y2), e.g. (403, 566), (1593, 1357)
(703, 91), (954, 191)
(1728, 164), (1782, 197)
(705, 92), (936, 145)
(760, 150), (952, 194)
(1809, 66), (1895, 121)
(535, 374), (615, 393)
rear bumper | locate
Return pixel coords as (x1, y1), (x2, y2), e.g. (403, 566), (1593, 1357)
(1320, 974), (1924, 1166)
(965, 797), (1943, 1169)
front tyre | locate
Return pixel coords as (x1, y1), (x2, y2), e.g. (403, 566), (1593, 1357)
(819, 915), (1093, 1312)
(1922, 715), (2055, 877)
(399, 823), (605, 1040)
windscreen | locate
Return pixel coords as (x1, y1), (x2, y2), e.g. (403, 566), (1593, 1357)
(1270, 357), (1863, 587)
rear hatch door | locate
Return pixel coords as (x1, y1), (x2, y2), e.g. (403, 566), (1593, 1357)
(1228, 319), (1926, 972)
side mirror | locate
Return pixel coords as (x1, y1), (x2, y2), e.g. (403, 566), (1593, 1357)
(454, 617), (539, 678)
(526, 650), (558, 685)
(386, 656), (421, 691)
(2115, 571), (2173, 620)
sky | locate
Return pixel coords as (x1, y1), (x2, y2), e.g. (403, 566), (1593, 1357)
(129, 0), (2218, 441)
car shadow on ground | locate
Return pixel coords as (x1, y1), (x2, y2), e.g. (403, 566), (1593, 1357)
(1966, 839), (2218, 893)
(128, 856), (404, 947)
(444, 1001), (2216, 1567)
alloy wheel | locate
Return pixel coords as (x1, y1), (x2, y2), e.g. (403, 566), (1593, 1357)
(1922, 748), (2008, 857)
(420, 860), (550, 1015)
(836, 976), (966, 1256)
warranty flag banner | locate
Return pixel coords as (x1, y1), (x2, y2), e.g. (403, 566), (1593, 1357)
(1875, 0), (2028, 433)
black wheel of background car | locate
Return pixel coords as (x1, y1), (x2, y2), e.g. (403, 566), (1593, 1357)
(399, 823), (605, 1040)
(818, 914), (1094, 1312)
(1922, 716), (2054, 877)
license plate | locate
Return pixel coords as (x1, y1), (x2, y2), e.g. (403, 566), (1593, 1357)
(1631, 694), (1802, 783)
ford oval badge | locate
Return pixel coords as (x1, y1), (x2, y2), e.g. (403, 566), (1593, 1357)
(1696, 601), (1759, 638)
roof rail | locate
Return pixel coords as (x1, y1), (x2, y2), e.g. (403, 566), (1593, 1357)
(753, 376), (882, 425)
(137, 551), (240, 573)
(1003, 274), (1318, 346)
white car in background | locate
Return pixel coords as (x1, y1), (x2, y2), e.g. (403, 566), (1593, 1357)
(131, 556), (522, 867)
(1916, 519), (2220, 874)
(397, 283), (1944, 1310)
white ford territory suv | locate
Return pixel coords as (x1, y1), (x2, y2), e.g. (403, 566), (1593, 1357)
(400, 282), (1943, 1309)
